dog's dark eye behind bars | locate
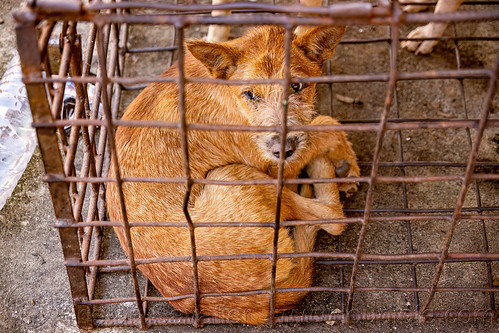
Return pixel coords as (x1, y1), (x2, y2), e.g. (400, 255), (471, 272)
(242, 90), (261, 102)
(290, 82), (308, 94)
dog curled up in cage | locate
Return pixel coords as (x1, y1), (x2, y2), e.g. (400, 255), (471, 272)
(107, 25), (360, 325)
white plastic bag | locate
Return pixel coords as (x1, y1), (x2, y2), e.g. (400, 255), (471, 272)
(0, 51), (100, 211)
(0, 53), (37, 211)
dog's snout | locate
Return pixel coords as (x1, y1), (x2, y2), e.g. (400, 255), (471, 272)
(268, 135), (299, 160)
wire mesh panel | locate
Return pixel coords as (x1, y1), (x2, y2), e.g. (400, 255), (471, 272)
(14, 0), (498, 329)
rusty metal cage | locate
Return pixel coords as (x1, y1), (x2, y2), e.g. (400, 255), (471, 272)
(14, 0), (498, 329)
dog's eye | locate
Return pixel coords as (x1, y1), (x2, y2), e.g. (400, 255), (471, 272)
(290, 83), (307, 93)
(242, 90), (260, 102)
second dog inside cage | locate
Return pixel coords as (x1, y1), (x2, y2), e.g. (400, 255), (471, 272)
(46, 1), (499, 328)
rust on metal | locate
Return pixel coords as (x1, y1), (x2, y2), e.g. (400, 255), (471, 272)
(14, 8), (93, 331)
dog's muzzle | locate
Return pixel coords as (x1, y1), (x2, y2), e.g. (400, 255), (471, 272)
(267, 134), (301, 160)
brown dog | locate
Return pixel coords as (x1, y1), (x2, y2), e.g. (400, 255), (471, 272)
(107, 25), (359, 325)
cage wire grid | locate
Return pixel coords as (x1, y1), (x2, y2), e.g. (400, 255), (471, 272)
(13, 0), (499, 330)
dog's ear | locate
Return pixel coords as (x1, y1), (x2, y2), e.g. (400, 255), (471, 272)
(186, 40), (242, 79)
(294, 26), (345, 65)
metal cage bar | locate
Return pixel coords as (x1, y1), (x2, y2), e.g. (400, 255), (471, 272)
(420, 31), (499, 316)
(450, 21), (497, 311)
(94, 14), (148, 330)
(14, 9), (94, 330)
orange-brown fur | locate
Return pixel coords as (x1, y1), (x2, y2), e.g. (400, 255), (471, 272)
(107, 26), (359, 325)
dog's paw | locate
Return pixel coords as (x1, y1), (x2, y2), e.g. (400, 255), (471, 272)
(325, 137), (360, 197)
(329, 157), (360, 197)
(401, 24), (440, 55)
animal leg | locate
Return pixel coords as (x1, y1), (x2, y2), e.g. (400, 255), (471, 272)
(307, 115), (360, 195)
(304, 154), (347, 235)
(294, 0), (325, 36)
(207, 0), (232, 42)
(188, 163), (344, 324)
(400, 0), (431, 13)
(401, 0), (464, 54)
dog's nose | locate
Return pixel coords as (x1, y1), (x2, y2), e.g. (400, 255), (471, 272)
(269, 135), (298, 160)
(272, 149), (295, 159)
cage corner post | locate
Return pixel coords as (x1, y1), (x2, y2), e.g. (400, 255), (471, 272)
(13, 8), (94, 331)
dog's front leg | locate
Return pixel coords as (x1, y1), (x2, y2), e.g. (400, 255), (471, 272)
(401, 0), (464, 54)
(207, 0), (232, 42)
(305, 153), (347, 235)
(305, 115), (360, 195)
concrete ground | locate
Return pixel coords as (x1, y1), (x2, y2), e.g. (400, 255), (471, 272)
(1, 0), (498, 332)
